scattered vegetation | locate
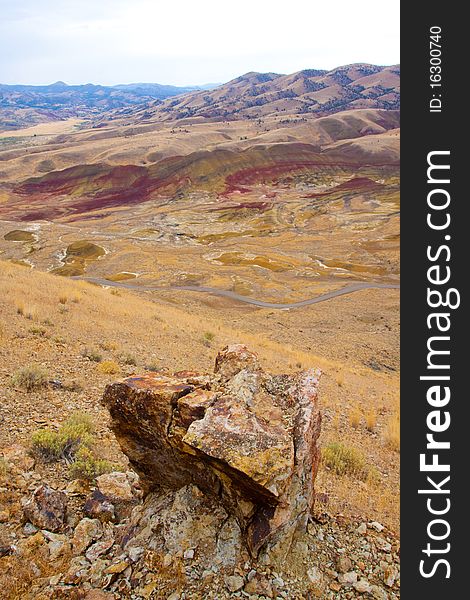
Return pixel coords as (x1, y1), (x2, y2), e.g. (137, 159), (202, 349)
(0, 260), (399, 528)
(18, 304), (37, 320)
(202, 331), (215, 347)
(349, 405), (361, 429)
(68, 447), (115, 481)
(365, 409), (377, 432)
(31, 412), (94, 462)
(31, 412), (119, 480)
(98, 340), (117, 351)
(0, 457), (7, 477)
(119, 352), (137, 366)
(322, 442), (374, 481)
(336, 370), (345, 387)
(384, 412), (400, 452)
(62, 379), (84, 393)
(81, 347), (103, 362)
(28, 325), (48, 337)
(11, 365), (49, 391)
(331, 412), (340, 431)
(97, 360), (121, 375)
(145, 362), (161, 372)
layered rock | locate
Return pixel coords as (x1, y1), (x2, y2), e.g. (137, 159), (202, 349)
(102, 345), (321, 556)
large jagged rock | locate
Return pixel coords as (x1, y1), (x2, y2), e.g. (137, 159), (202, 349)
(102, 344), (321, 556)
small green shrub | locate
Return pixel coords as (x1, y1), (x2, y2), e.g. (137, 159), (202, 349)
(31, 411), (94, 462)
(11, 365), (49, 391)
(31, 430), (65, 461)
(65, 411), (94, 434)
(68, 447), (115, 481)
(322, 442), (371, 480)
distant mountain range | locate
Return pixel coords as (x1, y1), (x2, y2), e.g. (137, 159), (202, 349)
(0, 81), (218, 131)
(102, 63), (400, 125)
(0, 64), (399, 132)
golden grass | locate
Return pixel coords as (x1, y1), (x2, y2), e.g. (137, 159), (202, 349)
(384, 411), (400, 452)
(15, 298), (24, 315)
(349, 405), (362, 429)
(322, 442), (377, 482)
(0, 259), (340, 375)
(365, 408), (377, 432)
(10, 364), (49, 391)
(336, 369), (345, 387)
(0, 259), (400, 530)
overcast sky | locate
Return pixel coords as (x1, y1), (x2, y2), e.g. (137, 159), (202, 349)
(0, 0), (400, 86)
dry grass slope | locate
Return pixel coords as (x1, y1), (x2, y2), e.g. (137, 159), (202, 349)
(0, 260), (400, 530)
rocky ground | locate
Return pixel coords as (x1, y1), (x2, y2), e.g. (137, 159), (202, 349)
(0, 449), (399, 600)
(0, 344), (400, 600)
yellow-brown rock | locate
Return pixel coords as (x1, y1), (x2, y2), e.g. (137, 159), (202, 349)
(102, 345), (321, 556)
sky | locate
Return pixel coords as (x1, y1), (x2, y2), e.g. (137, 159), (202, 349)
(0, 0), (400, 86)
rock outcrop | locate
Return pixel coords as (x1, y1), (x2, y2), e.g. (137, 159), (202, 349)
(102, 345), (322, 556)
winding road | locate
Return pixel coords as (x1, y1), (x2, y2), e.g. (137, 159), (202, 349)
(73, 277), (400, 310)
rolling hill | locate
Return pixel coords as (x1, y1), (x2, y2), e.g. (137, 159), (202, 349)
(0, 81), (214, 132)
(100, 63), (400, 125)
